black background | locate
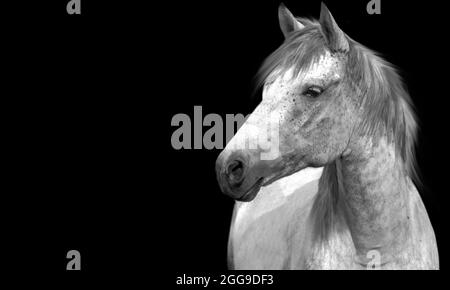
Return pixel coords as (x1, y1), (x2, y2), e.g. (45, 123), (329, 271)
(5, 0), (448, 281)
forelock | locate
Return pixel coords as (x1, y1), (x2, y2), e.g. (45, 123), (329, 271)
(254, 20), (328, 93)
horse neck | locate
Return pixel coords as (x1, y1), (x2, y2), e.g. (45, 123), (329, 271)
(338, 134), (412, 264)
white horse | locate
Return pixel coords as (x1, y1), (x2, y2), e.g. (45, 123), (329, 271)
(216, 3), (439, 269)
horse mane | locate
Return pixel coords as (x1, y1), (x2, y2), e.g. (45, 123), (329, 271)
(254, 17), (420, 243)
(347, 40), (419, 185)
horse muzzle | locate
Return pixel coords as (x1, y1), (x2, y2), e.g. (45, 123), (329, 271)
(216, 150), (266, 202)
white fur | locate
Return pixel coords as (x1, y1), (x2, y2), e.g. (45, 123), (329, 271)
(302, 51), (341, 81)
(232, 167), (323, 240)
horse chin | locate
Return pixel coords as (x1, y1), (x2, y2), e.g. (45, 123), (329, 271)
(235, 178), (264, 202)
(235, 171), (292, 202)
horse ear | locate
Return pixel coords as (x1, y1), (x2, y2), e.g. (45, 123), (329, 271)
(319, 2), (349, 52)
(278, 3), (305, 38)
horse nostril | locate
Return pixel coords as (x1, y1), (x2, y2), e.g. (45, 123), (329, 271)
(226, 160), (245, 184)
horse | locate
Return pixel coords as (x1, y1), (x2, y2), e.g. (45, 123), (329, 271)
(215, 3), (439, 269)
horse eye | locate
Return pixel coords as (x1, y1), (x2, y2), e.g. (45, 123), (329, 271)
(303, 86), (323, 98)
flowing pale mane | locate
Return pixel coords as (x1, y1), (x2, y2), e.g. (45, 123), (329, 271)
(254, 17), (420, 242)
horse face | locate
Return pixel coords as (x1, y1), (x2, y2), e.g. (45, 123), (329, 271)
(216, 4), (358, 201)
